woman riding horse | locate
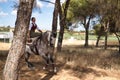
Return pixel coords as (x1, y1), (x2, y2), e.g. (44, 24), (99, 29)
(27, 17), (42, 42)
(25, 31), (57, 72)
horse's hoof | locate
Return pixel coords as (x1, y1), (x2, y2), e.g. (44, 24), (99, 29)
(43, 64), (49, 70)
(43, 67), (46, 70)
(53, 67), (57, 73)
(49, 67), (57, 73)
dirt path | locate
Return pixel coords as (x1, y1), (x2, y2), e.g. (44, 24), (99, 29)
(18, 62), (120, 80)
(51, 67), (120, 80)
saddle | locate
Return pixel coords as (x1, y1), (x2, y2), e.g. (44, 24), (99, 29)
(27, 39), (32, 43)
(26, 37), (41, 55)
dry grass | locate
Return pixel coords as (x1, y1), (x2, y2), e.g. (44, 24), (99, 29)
(55, 44), (120, 80)
(0, 40), (120, 80)
(57, 46), (120, 69)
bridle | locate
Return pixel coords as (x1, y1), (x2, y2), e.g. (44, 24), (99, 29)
(48, 32), (56, 47)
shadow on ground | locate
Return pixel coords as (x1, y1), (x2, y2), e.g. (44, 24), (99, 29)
(1, 44), (120, 80)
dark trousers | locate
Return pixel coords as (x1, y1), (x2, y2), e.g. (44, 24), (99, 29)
(30, 31), (41, 38)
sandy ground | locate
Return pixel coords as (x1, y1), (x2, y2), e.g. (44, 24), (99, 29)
(0, 40), (120, 80)
(0, 40), (96, 50)
(0, 42), (11, 51)
(63, 39), (96, 45)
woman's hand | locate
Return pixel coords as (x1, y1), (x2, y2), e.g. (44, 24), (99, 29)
(39, 30), (42, 33)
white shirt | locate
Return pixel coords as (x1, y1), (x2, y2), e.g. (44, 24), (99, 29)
(29, 22), (40, 30)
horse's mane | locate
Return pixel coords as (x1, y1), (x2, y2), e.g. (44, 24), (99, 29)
(32, 33), (42, 46)
(32, 31), (51, 46)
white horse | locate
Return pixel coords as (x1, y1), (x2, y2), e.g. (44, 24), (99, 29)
(25, 31), (57, 72)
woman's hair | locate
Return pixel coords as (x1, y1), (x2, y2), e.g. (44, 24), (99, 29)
(31, 17), (35, 21)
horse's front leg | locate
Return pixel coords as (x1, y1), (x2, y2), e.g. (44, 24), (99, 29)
(44, 53), (57, 73)
(49, 55), (57, 73)
(25, 52), (34, 69)
(42, 54), (50, 70)
(42, 54), (57, 72)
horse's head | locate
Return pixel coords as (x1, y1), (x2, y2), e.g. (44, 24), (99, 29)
(45, 31), (57, 47)
(33, 31), (56, 47)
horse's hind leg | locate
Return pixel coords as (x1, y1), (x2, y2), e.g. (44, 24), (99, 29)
(42, 54), (56, 72)
(42, 55), (49, 70)
(50, 55), (56, 73)
(25, 52), (34, 69)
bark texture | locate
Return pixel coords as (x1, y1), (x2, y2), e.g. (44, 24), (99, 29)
(3, 0), (34, 80)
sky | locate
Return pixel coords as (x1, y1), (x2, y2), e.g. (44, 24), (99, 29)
(0, 0), (66, 30)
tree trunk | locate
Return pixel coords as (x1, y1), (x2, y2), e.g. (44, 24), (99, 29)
(104, 32), (108, 49)
(104, 21), (109, 49)
(114, 32), (120, 53)
(84, 27), (89, 47)
(84, 16), (91, 47)
(52, 0), (59, 33)
(3, 0), (34, 80)
(57, 0), (70, 51)
(57, 0), (63, 51)
(96, 35), (101, 47)
(96, 25), (105, 47)
(51, 0), (59, 54)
